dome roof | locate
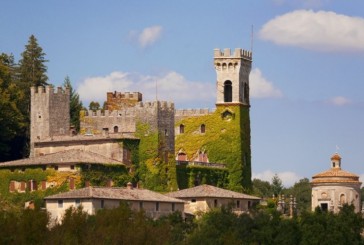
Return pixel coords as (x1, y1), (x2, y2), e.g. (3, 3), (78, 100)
(311, 154), (361, 185)
(331, 153), (341, 161)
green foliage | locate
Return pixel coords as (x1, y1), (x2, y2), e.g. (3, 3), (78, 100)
(63, 76), (83, 132)
(135, 122), (177, 192)
(271, 174), (283, 196)
(0, 54), (25, 161)
(175, 105), (251, 191)
(283, 178), (311, 213)
(252, 178), (273, 197)
(80, 164), (131, 187)
(176, 165), (229, 189)
(88, 101), (100, 111)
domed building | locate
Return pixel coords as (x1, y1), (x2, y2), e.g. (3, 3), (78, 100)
(311, 153), (361, 213)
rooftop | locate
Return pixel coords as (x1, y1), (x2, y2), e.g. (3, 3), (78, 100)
(0, 149), (124, 167)
(45, 186), (185, 203)
(166, 185), (260, 200)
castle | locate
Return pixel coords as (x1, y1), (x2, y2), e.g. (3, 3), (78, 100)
(1, 48), (253, 193)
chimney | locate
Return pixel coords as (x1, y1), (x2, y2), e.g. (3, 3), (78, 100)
(127, 182), (133, 189)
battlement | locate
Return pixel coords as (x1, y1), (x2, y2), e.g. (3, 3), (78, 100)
(137, 101), (174, 110)
(214, 48), (252, 60)
(31, 85), (70, 95)
(107, 91), (142, 101)
(175, 108), (212, 117)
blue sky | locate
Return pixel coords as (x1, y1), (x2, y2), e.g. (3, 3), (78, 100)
(2, 0), (364, 186)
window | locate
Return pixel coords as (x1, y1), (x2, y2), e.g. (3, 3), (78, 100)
(224, 80), (232, 102)
(191, 199), (196, 203)
(156, 202), (160, 211)
(75, 199), (81, 207)
(172, 203), (175, 212)
(164, 129), (168, 136)
(200, 124), (206, 133)
(177, 153), (187, 161)
(114, 126), (119, 133)
(101, 200), (104, 209)
(179, 124), (184, 134)
(54, 165), (58, 171)
(340, 194), (346, 205)
(214, 199), (218, 208)
(236, 200), (240, 208)
(70, 165), (75, 170)
(58, 200), (63, 208)
(139, 202), (144, 210)
(248, 201), (251, 208)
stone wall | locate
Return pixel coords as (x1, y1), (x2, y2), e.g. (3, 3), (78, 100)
(106, 91), (142, 110)
(30, 86), (70, 157)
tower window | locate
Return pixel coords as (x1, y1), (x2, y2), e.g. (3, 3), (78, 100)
(224, 81), (232, 102)
(114, 126), (118, 133)
(179, 124), (184, 134)
(200, 124), (206, 133)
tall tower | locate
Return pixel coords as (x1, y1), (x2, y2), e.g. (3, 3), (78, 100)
(30, 86), (70, 157)
(214, 48), (252, 190)
(214, 48), (252, 106)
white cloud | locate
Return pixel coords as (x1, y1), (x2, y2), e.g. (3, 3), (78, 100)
(252, 170), (303, 187)
(249, 68), (283, 98)
(260, 10), (364, 52)
(77, 71), (215, 107)
(326, 96), (352, 106)
(129, 25), (163, 48)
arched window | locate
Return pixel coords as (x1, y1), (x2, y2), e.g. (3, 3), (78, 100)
(114, 126), (119, 133)
(224, 80), (232, 102)
(200, 124), (205, 133)
(340, 194), (346, 204)
(179, 124), (185, 134)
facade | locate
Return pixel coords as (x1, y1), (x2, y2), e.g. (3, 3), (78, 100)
(0, 47), (253, 194)
(311, 153), (361, 213)
(166, 184), (260, 216)
(45, 183), (185, 224)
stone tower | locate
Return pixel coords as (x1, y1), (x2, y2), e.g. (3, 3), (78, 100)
(30, 86), (70, 157)
(214, 48), (251, 106)
(214, 48), (252, 190)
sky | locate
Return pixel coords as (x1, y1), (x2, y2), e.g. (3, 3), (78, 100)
(1, 0), (364, 187)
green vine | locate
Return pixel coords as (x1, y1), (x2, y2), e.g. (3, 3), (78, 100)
(175, 105), (251, 191)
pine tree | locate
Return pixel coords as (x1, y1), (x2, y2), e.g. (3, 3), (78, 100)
(271, 174), (283, 196)
(63, 76), (83, 132)
(17, 35), (49, 157)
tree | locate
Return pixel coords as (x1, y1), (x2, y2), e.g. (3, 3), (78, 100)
(271, 174), (283, 196)
(89, 101), (100, 111)
(252, 178), (272, 198)
(18, 35), (48, 88)
(284, 178), (311, 213)
(63, 76), (83, 132)
(0, 53), (25, 161)
(17, 35), (49, 157)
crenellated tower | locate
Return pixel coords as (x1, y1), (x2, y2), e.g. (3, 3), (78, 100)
(214, 48), (252, 105)
(30, 86), (70, 157)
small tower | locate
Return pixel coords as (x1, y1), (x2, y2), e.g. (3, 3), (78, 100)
(214, 48), (252, 105)
(30, 86), (70, 157)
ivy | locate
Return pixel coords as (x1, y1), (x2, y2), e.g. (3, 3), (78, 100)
(80, 164), (130, 187)
(175, 105), (251, 191)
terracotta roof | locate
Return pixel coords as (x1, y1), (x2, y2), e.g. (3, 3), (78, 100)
(312, 168), (361, 184)
(0, 149), (124, 167)
(166, 185), (260, 200)
(44, 186), (185, 203)
(331, 153), (341, 161)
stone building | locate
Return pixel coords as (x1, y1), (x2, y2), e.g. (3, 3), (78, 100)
(166, 184), (260, 217)
(311, 153), (361, 213)
(45, 183), (185, 224)
(0, 47), (253, 193)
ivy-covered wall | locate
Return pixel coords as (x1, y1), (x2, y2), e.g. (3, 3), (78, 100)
(134, 122), (178, 192)
(175, 105), (251, 192)
(176, 165), (229, 189)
